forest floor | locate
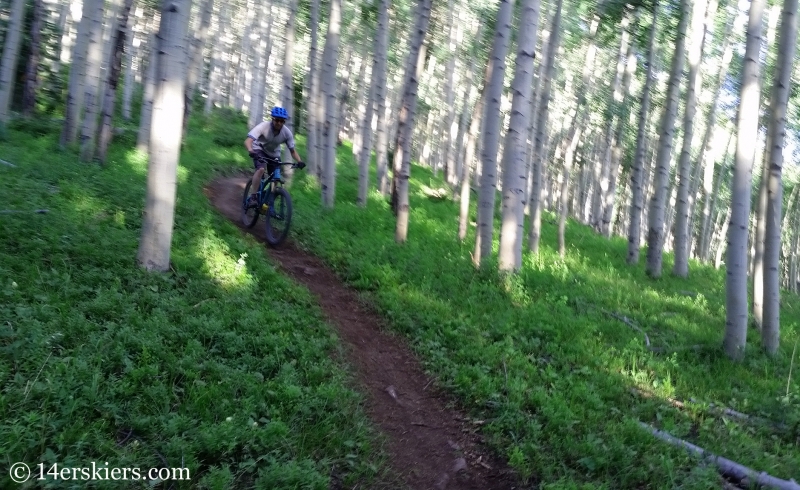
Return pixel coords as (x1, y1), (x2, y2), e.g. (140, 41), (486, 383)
(205, 175), (522, 490)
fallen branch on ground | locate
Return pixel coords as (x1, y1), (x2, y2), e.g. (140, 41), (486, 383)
(639, 421), (800, 490)
(575, 300), (651, 348)
(0, 159), (16, 167)
(686, 397), (789, 432)
(1, 209), (49, 214)
(648, 344), (706, 353)
(631, 388), (788, 432)
(192, 298), (214, 308)
(604, 310), (651, 348)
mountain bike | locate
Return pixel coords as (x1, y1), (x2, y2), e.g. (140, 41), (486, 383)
(242, 156), (304, 246)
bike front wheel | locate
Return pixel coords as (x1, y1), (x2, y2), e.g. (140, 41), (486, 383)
(241, 180), (259, 228)
(265, 187), (293, 246)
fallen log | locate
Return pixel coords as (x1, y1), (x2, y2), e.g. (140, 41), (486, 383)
(575, 300), (651, 348)
(0, 158), (16, 167)
(0, 209), (49, 214)
(631, 388), (788, 432)
(648, 344), (707, 354)
(638, 421), (800, 490)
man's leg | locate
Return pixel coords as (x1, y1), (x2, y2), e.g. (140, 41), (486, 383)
(248, 166), (265, 205)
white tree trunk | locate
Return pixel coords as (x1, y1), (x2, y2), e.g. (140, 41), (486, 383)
(373, 0), (391, 196)
(183, 0), (214, 130)
(204, 2), (225, 114)
(762, 0), (798, 354)
(700, 132), (734, 261)
(557, 15), (598, 257)
(357, 44), (376, 207)
(458, 82), (486, 242)
(393, 0), (434, 243)
(97, 0), (136, 164)
(498, 0), (539, 272)
(454, 33), (482, 197)
(0, 0), (26, 122)
(528, 0), (563, 254)
(645, 1), (689, 277)
(725, 0), (767, 360)
(79, 0), (108, 161)
(320, 0), (343, 208)
(21, 0), (43, 116)
(60, 0), (94, 146)
(790, 208), (800, 292)
(138, 0), (190, 272)
(686, 0), (727, 251)
(305, 0), (321, 178)
(594, 12), (630, 231)
(626, 8), (659, 265)
(602, 37), (635, 238)
(694, 21), (734, 259)
(473, 0), (515, 266)
(558, 113), (585, 257)
(752, 6), (783, 327)
(280, 0), (297, 172)
(122, 8), (138, 121)
(715, 205), (732, 269)
(248, 13), (273, 128)
(441, 0), (459, 187)
(673, 0), (709, 277)
(137, 32), (158, 152)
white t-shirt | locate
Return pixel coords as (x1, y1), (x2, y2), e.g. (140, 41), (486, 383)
(247, 122), (295, 159)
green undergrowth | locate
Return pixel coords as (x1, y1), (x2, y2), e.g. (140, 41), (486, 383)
(285, 143), (800, 487)
(4, 110), (799, 490)
(0, 116), (391, 489)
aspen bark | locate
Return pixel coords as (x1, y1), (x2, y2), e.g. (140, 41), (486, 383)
(645, 1), (688, 277)
(138, 0), (190, 272)
(725, 0), (766, 360)
(499, 0), (540, 272)
(762, 0), (798, 354)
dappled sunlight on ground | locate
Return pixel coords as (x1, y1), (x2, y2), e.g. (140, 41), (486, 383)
(121, 148), (149, 175)
(191, 226), (256, 291)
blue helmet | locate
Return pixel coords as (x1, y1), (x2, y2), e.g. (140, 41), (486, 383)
(271, 106), (289, 119)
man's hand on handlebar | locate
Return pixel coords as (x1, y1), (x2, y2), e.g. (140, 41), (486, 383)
(294, 161), (306, 170)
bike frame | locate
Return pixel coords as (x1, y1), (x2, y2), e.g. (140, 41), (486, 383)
(255, 166), (284, 209)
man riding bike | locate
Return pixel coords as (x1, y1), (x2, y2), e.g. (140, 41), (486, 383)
(244, 106), (305, 206)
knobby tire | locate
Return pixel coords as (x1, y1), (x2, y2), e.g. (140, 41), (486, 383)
(265, 187), (292, 247)
(242, 180), (259, 228)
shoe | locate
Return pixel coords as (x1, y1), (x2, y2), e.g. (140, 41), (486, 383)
(246, 194), (258, 207)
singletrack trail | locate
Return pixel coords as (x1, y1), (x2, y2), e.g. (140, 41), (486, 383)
(205, 176), (521, 490)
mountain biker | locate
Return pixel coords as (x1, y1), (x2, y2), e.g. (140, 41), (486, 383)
(245, 106), (305, 206)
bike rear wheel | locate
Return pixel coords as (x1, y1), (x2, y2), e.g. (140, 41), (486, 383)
(265, 187), (293, 246)
(241, 180), (259, 228)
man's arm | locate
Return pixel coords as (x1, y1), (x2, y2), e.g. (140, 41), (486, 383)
(245, 122), (268, 154)
(289, 148), (302, 162)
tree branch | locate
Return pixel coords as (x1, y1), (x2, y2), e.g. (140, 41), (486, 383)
(639, 422), (800, 490)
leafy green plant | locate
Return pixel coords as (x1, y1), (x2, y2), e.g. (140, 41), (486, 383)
(0, 120), (390, 489)
(284, 133), (800, 488)
(209, 107), (249, 147)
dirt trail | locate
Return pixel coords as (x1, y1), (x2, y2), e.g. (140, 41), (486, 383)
(205, 176), (521, 490)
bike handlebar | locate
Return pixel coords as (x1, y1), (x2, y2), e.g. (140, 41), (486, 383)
(255, 156), (306, 170)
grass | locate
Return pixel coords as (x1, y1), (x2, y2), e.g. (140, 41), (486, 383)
(286, 141), (800, 487)
(0, 113), (390, 489)
(2, 108), (799, 489)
